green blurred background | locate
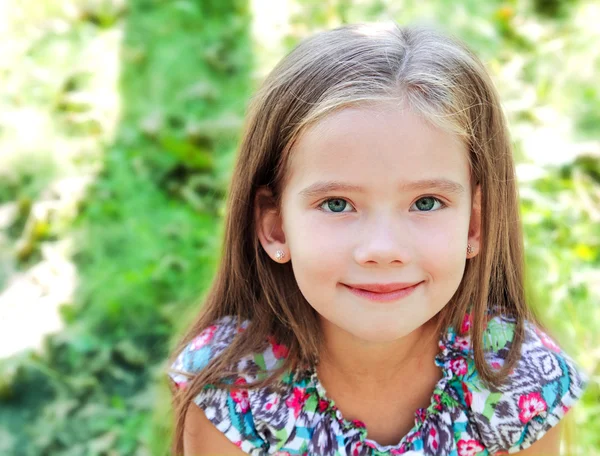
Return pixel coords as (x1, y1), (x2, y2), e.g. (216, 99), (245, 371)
(0, 0), (598, 454)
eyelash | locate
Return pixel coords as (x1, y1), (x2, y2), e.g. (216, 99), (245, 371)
(317, 196), (448, 213)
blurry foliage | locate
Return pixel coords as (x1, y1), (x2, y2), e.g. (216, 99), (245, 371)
(0, 0), (252, 454)
(0, 0), (598, 454)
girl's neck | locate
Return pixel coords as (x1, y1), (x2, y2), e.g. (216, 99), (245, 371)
(315, 316), (441, 393)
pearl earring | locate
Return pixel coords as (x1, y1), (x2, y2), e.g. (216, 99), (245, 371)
(467, 244), (474, 255)
(275, 249), (286, 261)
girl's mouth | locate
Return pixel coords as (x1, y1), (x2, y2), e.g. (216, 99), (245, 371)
(342, 282), (423, 302)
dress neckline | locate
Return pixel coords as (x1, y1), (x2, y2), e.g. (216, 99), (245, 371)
(303, 327), (457, 453)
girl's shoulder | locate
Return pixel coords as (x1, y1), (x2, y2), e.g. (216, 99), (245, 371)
(167, 316), (292, 454)
(438, 312), (589, 454)
(168, 316), (238, 388)
(168, 315), (289, 389)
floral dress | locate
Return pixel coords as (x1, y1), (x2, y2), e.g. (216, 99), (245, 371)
(168, 313), (588, 455)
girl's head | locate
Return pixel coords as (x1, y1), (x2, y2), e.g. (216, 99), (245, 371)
(171, 22), (532, 432)
(243, 20), (527, 363)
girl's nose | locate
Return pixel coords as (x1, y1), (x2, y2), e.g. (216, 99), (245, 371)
(353, 215), (414, 266)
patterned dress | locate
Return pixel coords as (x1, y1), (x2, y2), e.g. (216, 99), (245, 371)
(168, 313), (588, 455)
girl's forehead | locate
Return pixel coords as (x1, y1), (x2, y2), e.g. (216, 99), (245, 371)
(285, 105), (470, 192)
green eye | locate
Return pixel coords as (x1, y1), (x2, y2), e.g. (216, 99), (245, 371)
(412, 197), (444, 211)
(320, 198), (353, 213)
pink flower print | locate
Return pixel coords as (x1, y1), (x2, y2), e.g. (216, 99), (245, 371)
(391, 449), (405, 455)
(432, 394), (443, 411)
(231, 378), (250, 413)
(535, 328), (561, 353)
(450, 357), (468, 376)
(461, 313), (472, 334)
(190, 325), (217, 351)
(427, 427), (439, 451)
(273, 452), (291, 456)
(351, 419), (366, 429)
(350, 440), (364, 456)
(457, 439), (485, 456)
(461, 381), (472, 408)
(175, 380), (188, 390)
(318, 398), (329, 413)
(267, 335), (289, 359)
(285, 387), (309, 418)
(264, 395), (279, 411)
(490, 360), (514, 375)
(518, 392), (547, 423)
(455, 336), (471, 352)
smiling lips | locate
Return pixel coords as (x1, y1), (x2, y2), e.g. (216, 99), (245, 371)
(343, 281), (423, 302)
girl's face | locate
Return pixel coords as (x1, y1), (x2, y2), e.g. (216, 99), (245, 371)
(259, 103), (480, 343)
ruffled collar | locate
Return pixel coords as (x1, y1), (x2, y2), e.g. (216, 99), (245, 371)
(297, 322), (472, 453)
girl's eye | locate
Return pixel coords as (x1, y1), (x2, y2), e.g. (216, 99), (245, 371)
(319, 198), (354, 213)
(410, 196), (445, 212)
(318, 196), (445, 213)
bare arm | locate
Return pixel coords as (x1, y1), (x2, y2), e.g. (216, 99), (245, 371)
(183, 402), (248, 456)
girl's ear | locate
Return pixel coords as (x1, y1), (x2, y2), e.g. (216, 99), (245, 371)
(468, 184), (482, 258)
(254, 186), (289, 263)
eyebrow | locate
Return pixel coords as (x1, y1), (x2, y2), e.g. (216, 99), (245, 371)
(298, 178), (466, 199)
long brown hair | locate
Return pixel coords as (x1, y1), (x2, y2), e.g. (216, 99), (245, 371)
(168, 21), (535, 454)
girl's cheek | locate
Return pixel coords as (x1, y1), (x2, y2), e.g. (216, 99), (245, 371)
(290, 219), (352, 269)
(417, 222), (461, 244)
(294, 213), (349, 242)
(302, 226), (351, 259)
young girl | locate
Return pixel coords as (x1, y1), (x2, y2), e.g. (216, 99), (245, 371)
(167, 22), (588, 456)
